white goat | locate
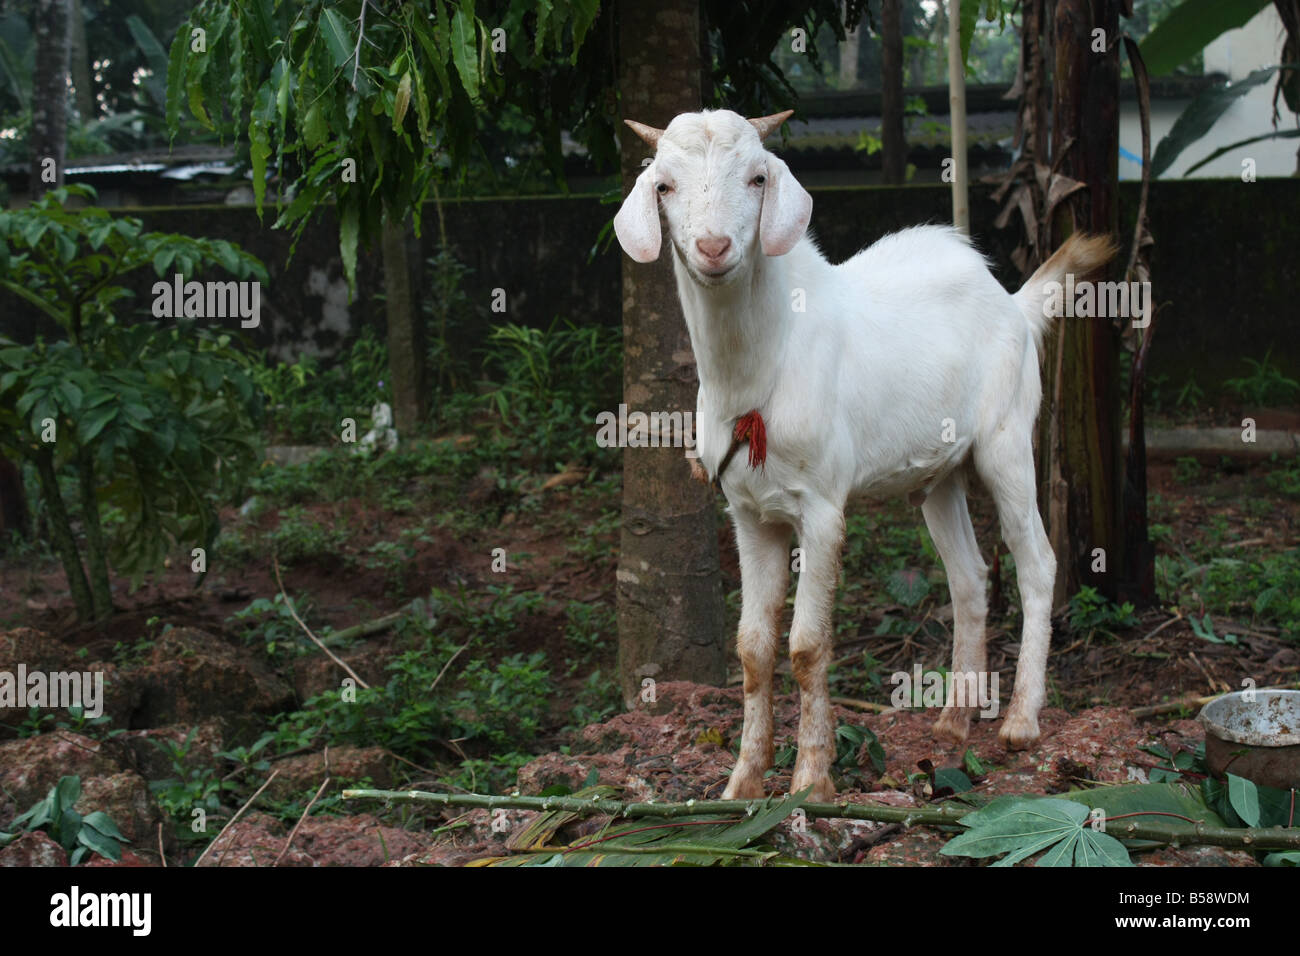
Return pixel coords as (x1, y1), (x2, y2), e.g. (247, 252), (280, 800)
(613, 108), (1114, 801)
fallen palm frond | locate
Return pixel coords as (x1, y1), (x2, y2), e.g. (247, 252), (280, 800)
(343, 781), (1300, 867)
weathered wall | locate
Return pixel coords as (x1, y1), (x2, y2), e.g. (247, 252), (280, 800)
(4, 180), (1296, 392)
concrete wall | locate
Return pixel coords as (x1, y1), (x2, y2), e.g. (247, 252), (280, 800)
(4, 179), (1297, 393)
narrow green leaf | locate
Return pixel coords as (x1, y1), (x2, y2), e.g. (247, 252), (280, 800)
(450, 4), (481, 103)
(1151, 67), (1282, 177)
(320, 7), (355, 69)
(249, 79), (276, 217)
(165, 21), (189, 140)
(339, 200), (359, 292)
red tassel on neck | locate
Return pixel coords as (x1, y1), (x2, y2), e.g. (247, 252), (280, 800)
(733, 410), (767, 470)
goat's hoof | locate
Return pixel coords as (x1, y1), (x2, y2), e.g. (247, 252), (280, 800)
(790, 771), (835, 803)
(723, 768), (766, 800)
(932, 708), (972, 746)
(998, 713), (1040, 750)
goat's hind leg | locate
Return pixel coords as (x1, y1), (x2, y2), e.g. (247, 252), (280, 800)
(723, 509), (791, 800)
(921, 472), (989, 745)
(976, 433), (1055, 750)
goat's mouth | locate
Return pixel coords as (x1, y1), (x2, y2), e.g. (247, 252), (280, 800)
(691, 258), (738, 284)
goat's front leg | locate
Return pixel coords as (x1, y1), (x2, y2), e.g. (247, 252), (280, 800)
(788, 502), (845, 802)
(722, 509), (791, 800)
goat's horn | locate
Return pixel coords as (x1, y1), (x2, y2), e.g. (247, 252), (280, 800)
(623, 119), (665, 149)
(748, 110), (794, 140)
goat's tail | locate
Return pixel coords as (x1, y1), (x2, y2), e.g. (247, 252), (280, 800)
(1013, 233), (1119, 352)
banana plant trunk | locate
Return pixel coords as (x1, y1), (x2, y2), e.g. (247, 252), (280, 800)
(1047, 0), (1124, 603)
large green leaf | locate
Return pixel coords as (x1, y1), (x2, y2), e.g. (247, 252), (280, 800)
(1151, 66), (1282, 177)
(887, 568), (930, 607)
(1139, 0), (1273, 76)
(941, 796), (1133, 866)
(1227, 773), (1260, 827)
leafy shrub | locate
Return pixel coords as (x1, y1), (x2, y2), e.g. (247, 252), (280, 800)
(1067, 586), (1137, 636)
(0, 776), (126, 864)
(0, 185), (265, 620)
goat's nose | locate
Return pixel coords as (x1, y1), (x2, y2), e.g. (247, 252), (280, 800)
(696, 236), (731, 261)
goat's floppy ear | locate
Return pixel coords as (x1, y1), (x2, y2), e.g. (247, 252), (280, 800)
(758, 153), (812, 256)
(613, 163), (661, 263)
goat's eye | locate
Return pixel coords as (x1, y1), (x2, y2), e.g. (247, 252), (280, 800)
(751, 174), (766, 186)
(656, 182), (670, 194)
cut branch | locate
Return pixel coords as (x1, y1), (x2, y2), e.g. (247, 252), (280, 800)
(342, 789), (1300, 852)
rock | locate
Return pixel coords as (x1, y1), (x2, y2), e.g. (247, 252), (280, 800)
(0, 733), (124, 812)
(265, 746), (393, 801)
(118, 719), (227, 782)
(0, 733), (156, 853)
(0, 831), (68, 867)
(0, 628), (117, 730)
(128, 627), (295, 729)
(83, 850), (155, 867)
(291, 814), (424, 866)
(194, 811), (314, 867)
(193, 809), (422, 867)
(80, 772), (160, 846)
(288, 654), (388, 703)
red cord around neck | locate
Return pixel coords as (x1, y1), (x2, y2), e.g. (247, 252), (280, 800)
(733, 410), (767, 470)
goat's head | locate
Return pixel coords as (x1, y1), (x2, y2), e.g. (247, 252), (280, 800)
(613, 109), (812, 287)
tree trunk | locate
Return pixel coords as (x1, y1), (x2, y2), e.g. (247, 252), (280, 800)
(1049, 0), (1123, 603)
(947, 0), (969, 232)
(10, 0), (72, 547)
(30, 0), (70, 195)
(68, 0), (93, 120)
(75, 445), (112, 619)
(0, 456), (28, 545)
(615, 0), (726, 708)
(839, 19), (861, 89)
(34, 448), (94, 622)
(880, 0), (906, 184)
(381, 214), (427, 433)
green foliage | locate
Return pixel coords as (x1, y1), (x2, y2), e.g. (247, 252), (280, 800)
(172, 0), (611, 289)
(1199, 550), (1300, 641)
(267, 505), (350, 567)
(252, 328), (389, 442)
(148, 728), (239, 842)
(1066, 586), (1138, 636)
(1151, 66), (1290, 177)
(1224, 349), (1300, 407)
(942, 796), (1133, 867)
(479, 318), (620, 467)
(886, 568), (930, 607)
(229, 593), (318, 659)
(0, 186), (265, 611)
(14, 704), (119, 741)
(0, 776), (127, 864)
(361, 527), (433, 597)
(1187, 612), (1238, 646)
(260, 585), (552, 786)
(1173, 455), (1202, 484)
(1140, 0), (1273, 75)
(563, 600), (616, 674)
(1265, 454), (1300, 499)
